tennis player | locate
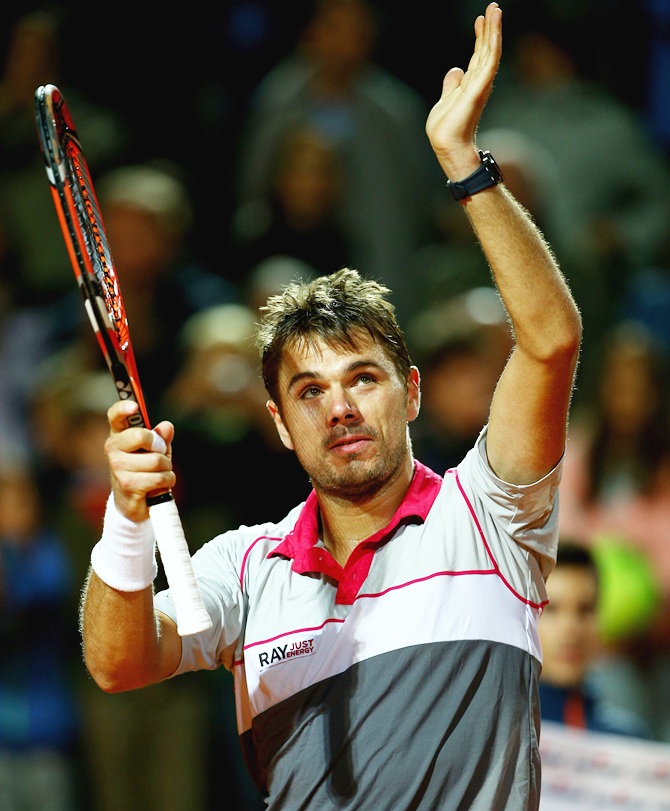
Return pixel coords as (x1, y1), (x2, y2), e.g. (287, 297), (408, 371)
(81, 5), (582, 808)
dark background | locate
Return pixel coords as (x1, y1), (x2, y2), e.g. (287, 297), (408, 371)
(3, 0), (657, 275)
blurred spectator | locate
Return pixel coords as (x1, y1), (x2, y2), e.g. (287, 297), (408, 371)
(407, 287), (512, 474)
(480, 17), (670, 318)
(559, 321), (670, 596)
(231, 126), (352, 280)
(96, 161), (239, 412)
(47, 160), (239, 421)
(0, 8), (130, 307)
(539, 540), (653, 739)
(404, 123), (612, 384)
(559, 320), (670, 741)
(163, 301), (310, 541)
(27, 368), (214, 811)
(0, 253), (55, 465)
(0, 460), (82, 811)
(642, 0), (670, 156)
(242, 255), (317, 317)
(233, 0), (444, 324)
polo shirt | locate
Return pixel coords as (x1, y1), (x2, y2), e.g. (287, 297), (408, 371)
(155, 426), (562, 809)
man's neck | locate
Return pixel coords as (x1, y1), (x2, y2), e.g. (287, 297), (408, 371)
(318, 458), (414, 565)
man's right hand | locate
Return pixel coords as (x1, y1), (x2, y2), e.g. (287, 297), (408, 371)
(104, 400), (176, 523)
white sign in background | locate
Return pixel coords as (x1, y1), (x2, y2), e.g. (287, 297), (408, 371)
(540, 721), (670, 810)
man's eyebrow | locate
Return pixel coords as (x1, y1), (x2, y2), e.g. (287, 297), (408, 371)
(286, 359), (386, 392)
(287, 370), (319, 391)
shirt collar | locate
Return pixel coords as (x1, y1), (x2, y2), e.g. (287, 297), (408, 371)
(269, 460), (442, 562)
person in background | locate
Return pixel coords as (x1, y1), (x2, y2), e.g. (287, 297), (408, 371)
(230, 126), (353, 282)
(559, 320), (670, 627)
(46, 160), (239, 422)
(407, 286), (512, 473)
(486, 9), (670, 272)
(0, 460), (81, 811)
(233, 0), (444, 325)
(79, 6), (583, 808)
(0, 8), (129, 307)
(559, 319), (670, 742)
(539, 540), (653, 739)
(27, 368), (214, 811)
(479, 10), (670, 339)
(94, 161), (239, 415)
(405, 125), (565, 313)
(162, 301), (310, 541)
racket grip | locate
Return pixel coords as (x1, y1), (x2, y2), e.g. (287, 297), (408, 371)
(148, 497), (213, 636)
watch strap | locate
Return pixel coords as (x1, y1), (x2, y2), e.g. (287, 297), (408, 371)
(446, 150), (504, 201)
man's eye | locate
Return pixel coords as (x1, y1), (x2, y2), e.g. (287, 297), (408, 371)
(302, 386), (322, 399)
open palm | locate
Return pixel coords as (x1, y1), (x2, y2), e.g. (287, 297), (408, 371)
(426, 3), (502, 163)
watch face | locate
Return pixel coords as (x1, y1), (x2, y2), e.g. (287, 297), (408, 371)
(482, 151), (503, 182)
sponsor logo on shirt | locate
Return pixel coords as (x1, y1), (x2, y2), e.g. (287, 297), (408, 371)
(258, 637), (316, 669)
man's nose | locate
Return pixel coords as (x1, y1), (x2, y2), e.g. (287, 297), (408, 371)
(327, 387), (359, 425)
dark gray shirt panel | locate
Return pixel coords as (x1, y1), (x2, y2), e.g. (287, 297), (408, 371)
(243, 639), (541, 810)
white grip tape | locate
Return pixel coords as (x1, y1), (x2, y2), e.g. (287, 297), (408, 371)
(148, 498), (213, 636)
(150, 430), (167, 454)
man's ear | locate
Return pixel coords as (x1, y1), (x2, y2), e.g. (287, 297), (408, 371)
(407, 366), (421, 423)
(266, 400), (294, 450)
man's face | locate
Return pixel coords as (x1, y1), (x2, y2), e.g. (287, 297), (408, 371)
(267, 332), (419, 500)
(539, 565), (600, 689)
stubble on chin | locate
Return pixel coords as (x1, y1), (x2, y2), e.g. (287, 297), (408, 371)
(303, 439), (409, 503)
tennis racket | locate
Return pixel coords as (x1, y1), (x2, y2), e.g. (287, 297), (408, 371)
(34, 83), (212, 636)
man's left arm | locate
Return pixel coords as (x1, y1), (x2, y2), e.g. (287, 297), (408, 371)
(426, 3), (582, 485)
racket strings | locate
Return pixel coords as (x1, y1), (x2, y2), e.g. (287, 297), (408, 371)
(64, 140), (130, 352)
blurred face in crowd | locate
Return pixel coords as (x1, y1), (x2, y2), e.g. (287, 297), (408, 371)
(273, 131), (341, 229)
(303, 0), (376, 82)
(0, 470), (41, 542)
(539, 563), (599, 688)
(598, 337), (660, 437)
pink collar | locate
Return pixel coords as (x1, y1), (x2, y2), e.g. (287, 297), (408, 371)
(268, 460), (442, 586)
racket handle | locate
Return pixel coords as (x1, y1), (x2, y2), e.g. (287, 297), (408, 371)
(148, 497), (213, 636)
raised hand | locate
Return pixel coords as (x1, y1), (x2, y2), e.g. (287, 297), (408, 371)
(425, 2), (502, 179)
(104, 400), (176, 522)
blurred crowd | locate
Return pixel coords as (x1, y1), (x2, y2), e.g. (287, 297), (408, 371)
(2, 1), (670, 808)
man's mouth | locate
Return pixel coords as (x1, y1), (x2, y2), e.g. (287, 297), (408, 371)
(328, 433), (373, 453)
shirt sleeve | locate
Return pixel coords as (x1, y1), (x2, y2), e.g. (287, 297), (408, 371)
(463, 424), (564, 580)
(154, 529), (249, 675)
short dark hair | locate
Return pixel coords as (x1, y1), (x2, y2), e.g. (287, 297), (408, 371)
(256, 267), (412, 405)
(555, 540), (598, 577)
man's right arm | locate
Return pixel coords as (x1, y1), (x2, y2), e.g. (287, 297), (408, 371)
(80, 399), (182, 691)
(82, 569), (181, 692)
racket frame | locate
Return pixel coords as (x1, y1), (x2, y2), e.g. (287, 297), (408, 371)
(34, 84), (212, 635)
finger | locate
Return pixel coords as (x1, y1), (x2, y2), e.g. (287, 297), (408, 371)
(108, 399), (140, 432)
(106, 434), (176, 490)
(442, 67), (465, 97)
(483, 4), (502, 62)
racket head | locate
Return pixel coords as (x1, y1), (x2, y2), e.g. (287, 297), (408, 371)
(35, 83), (151, 428)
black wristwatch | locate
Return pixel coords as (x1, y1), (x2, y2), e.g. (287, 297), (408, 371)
(445, 150), (504, 201)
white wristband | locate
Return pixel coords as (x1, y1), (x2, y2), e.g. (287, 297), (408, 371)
(91, 493), (158, 591)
